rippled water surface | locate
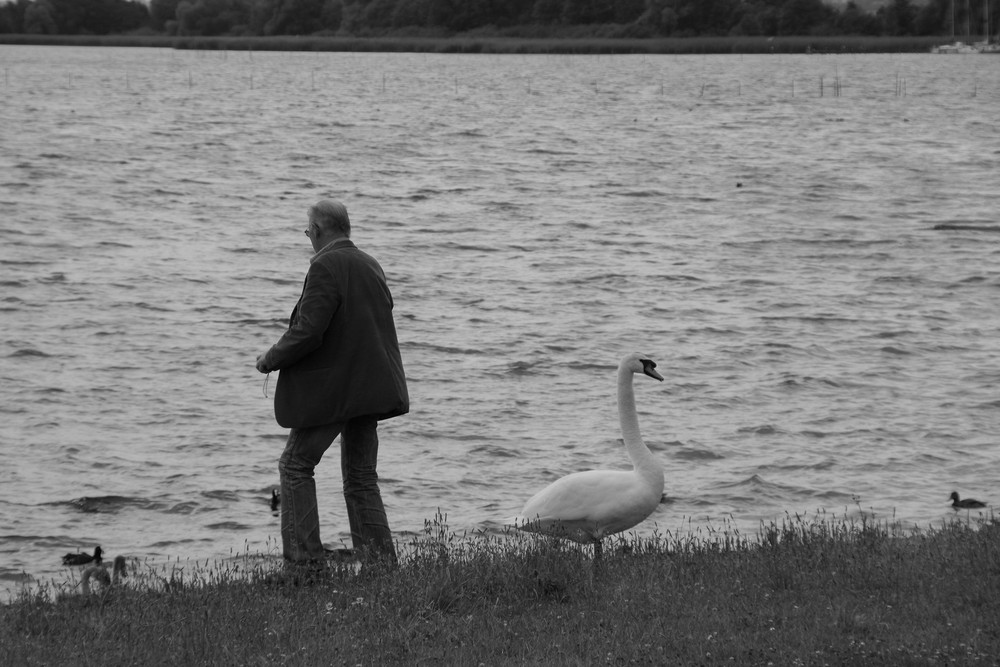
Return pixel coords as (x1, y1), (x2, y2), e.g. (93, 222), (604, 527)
(2, 45), (999, 595)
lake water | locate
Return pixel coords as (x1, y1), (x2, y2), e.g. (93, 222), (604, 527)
(1, 45), (998, 597)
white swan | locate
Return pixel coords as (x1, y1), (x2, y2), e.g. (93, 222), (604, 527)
(516, 353), (665, 561)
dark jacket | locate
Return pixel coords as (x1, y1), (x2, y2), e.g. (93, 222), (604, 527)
(263, 239), (409, 428)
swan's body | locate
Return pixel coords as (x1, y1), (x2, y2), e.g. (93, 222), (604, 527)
(950, 492), (986, 509)
(80, 555), (127, 596)
(516, 353), (665, 559)
(62, 546), (102, 567)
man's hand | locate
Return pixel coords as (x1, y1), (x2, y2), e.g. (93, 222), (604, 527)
(256, 352), (271, 374)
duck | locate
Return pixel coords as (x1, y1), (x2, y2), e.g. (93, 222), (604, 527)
(950, 492), (986, 509)
(515, 353), (665, 563)
(80, 555), (128, 596)
(62, 545), (102, 566)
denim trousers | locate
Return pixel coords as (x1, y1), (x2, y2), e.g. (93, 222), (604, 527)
(278, 416), (396, 565)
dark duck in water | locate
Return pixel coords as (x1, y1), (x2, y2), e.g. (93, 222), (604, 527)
(62, 546), (102, 566)
(950, 492), (986, 509)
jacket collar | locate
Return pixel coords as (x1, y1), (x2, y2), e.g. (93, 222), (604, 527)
(311, 238), (355, 263)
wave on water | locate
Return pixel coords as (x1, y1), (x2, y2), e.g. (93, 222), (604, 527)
(714, 474), (811, 502)
(468, 443), (521, 458)
(51, 496), (169, 514)
(205, 521), (253, 531)
(671, 444), (725, 461)
(7, 348), (51, 358)
(933, 223), (1000, 233)
(736, 424), (786, 436)
(491, 359), (546, 378)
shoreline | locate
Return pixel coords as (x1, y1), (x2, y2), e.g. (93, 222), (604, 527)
(0, 34), (951, 54)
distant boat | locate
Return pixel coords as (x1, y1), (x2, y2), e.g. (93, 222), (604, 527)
(931, 41), (979, 53)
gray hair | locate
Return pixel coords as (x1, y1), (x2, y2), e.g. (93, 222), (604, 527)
(308, 199), (351, 238)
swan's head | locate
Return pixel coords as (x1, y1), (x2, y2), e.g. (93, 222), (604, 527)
(623, 353), (663, 381)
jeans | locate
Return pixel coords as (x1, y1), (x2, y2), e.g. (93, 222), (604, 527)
(278, 417), (396, 566)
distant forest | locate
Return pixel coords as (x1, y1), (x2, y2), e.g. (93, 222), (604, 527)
(0, 0), (988, 40)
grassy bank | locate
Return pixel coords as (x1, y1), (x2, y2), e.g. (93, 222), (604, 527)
(3, 512), (998, 665)
(0, 34), (949, 54)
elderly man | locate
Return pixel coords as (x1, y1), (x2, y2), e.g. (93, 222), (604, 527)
(256, 199), (408, 572)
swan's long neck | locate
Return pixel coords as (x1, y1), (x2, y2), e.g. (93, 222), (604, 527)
(618, 366), (660, 477)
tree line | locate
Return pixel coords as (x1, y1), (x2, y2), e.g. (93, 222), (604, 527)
(0, 0), (981, 40)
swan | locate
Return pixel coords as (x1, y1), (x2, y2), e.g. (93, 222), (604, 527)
(950, 492), (986, 509)
(80, 555), (127, 596)
(62, 546), (102, 566)
(515, 353), (665, 562)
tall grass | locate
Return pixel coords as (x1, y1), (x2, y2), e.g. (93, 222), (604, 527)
(0, 34), (950, 54)
(3, 510), (998, 665)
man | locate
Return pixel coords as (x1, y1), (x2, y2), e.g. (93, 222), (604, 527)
(256, 199), (408, 570)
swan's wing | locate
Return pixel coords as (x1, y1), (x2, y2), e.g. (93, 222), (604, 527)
(519, 469), (659, 540)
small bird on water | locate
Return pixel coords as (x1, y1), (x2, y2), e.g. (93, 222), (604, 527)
(62, 545), (102, 566)
(950, 492), (986, 509)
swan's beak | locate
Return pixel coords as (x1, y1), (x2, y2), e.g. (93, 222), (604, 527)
(641, 359), (664, 381)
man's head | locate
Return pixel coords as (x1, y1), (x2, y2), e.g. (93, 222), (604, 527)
(306, 199), (351, 251)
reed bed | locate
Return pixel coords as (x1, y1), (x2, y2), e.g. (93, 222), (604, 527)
(0, 34), (950, 54)
(3, 510), (998, 665)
